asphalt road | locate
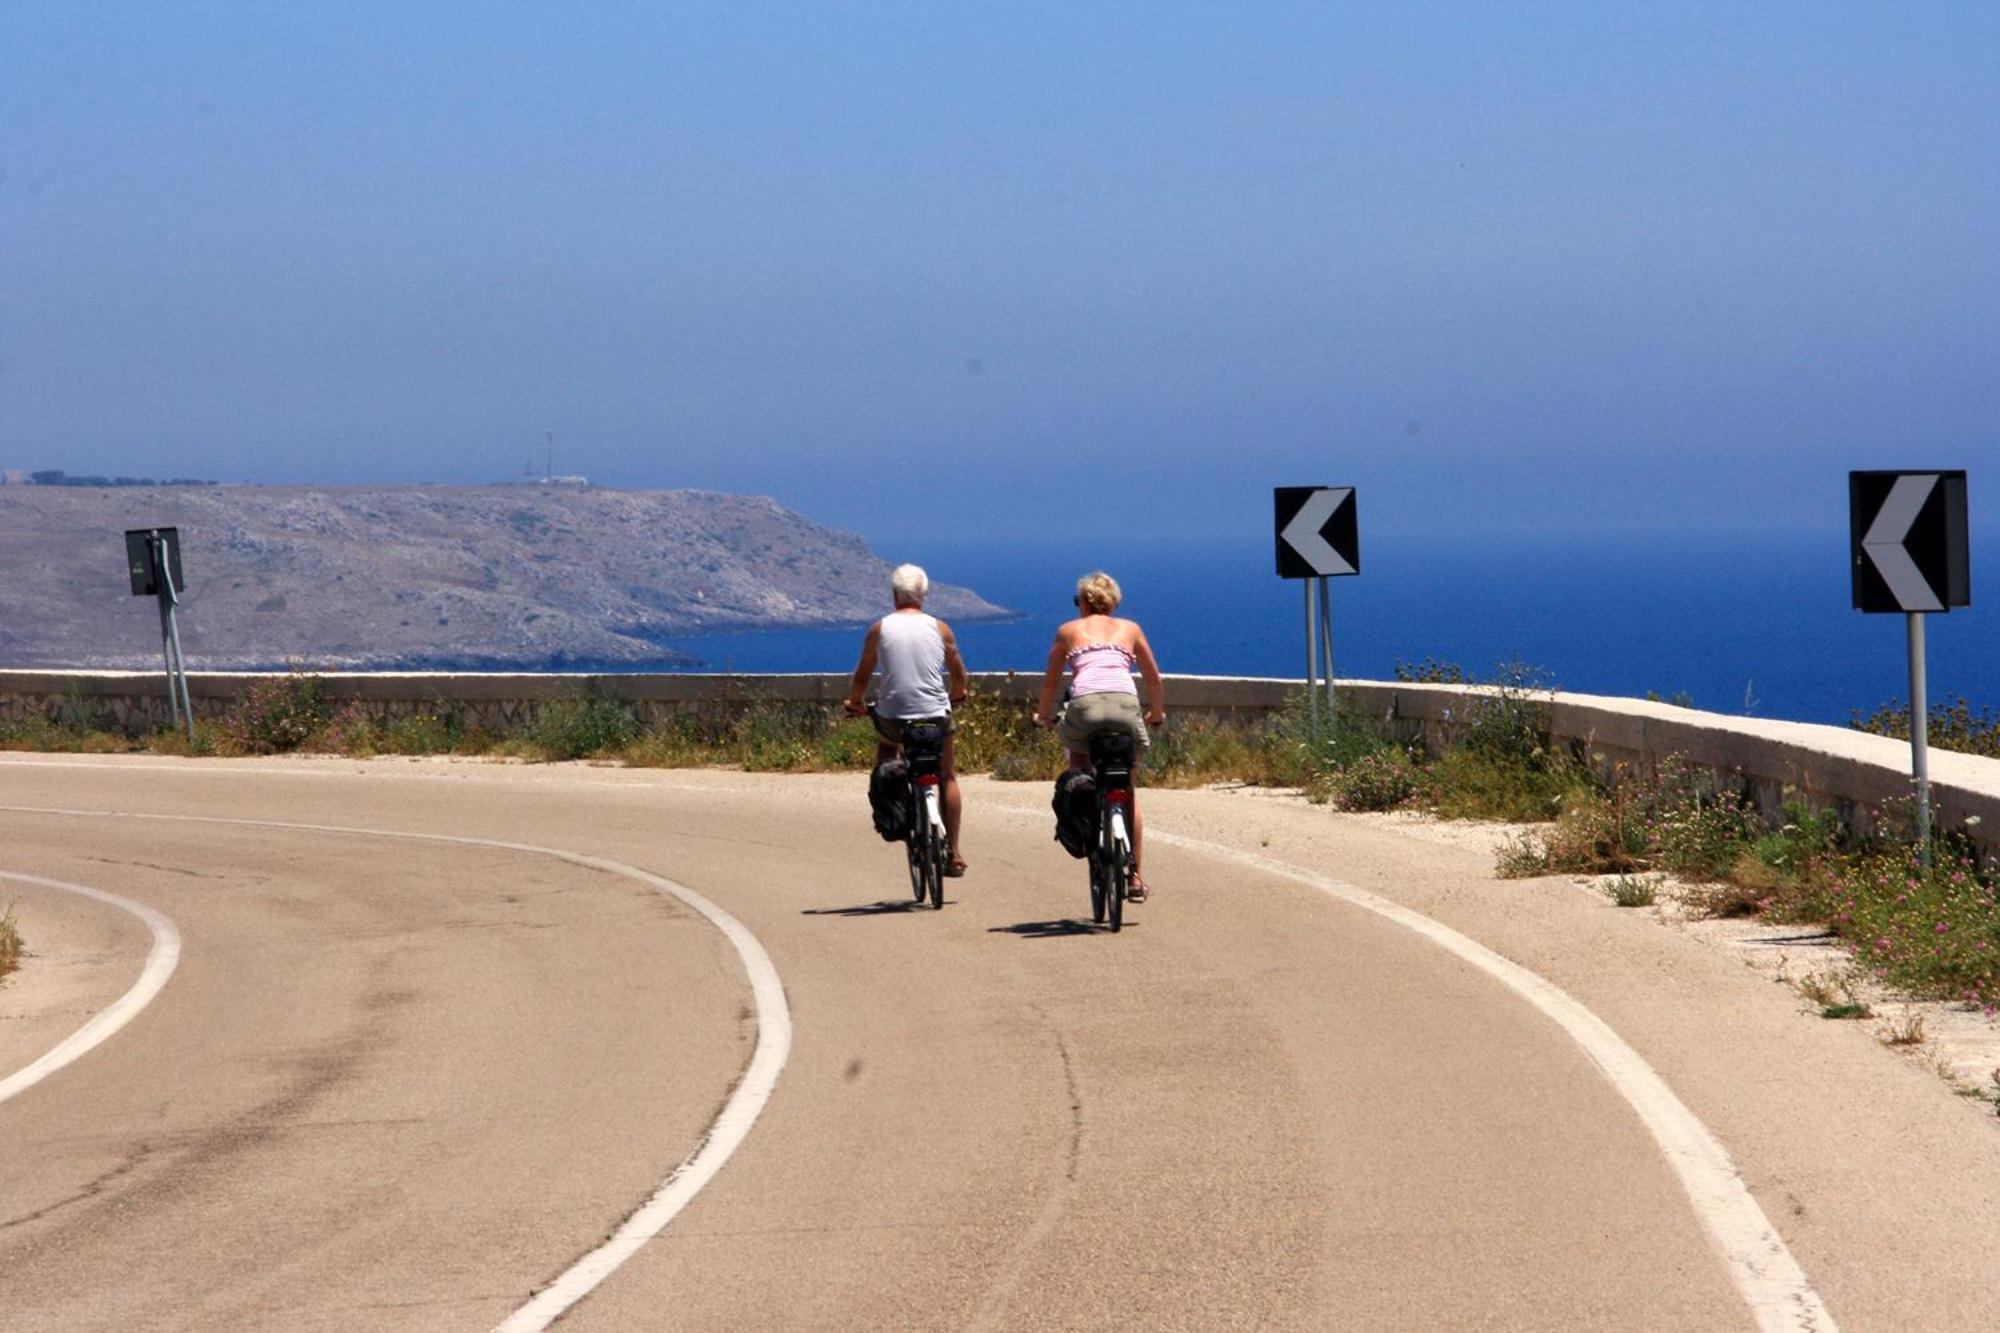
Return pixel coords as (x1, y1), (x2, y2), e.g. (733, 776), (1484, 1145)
(1, 754), (1996, 1331)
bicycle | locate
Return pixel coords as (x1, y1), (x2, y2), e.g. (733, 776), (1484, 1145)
(874, 709), (950, 910)
(1081, 728), (1139, 932)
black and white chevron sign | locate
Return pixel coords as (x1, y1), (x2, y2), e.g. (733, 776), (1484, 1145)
(1274, 486), (1358, 579)
(1849, 471), (1970, 613)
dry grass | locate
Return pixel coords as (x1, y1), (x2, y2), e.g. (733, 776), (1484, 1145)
(1606, 874), (1660, 908)
(1795, 968), (1872, 1020)
(0, 903), (21, 983)
(1878, 1009), (1928, 1047)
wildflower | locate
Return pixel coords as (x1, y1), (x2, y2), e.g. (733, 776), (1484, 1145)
(1935, 923), (1951, 934)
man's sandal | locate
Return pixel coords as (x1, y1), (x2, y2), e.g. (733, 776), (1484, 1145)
(944, 855), (968, 878)
(1126, 875), (1149, 903)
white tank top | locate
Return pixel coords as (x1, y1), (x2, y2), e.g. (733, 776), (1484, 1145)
(875, 611), (950, 720)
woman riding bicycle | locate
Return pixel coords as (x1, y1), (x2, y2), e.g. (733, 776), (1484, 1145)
(1033, 571), (1166, 899)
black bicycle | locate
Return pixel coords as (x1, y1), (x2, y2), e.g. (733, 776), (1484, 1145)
(896, 716), (950, 910)
(1082, 728), (1139, 932)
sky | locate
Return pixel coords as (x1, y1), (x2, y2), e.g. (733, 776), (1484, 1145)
(4, 2), (1996, 550)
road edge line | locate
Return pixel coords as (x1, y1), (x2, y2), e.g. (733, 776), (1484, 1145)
(0, 871), (182, 1108)
(0, 804), (790, 1331)
(1151, 829), (1836, 1333)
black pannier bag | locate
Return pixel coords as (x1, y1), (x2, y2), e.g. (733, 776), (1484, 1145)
(870, 758), (911, 841)
(1051, 767), (1095, 858)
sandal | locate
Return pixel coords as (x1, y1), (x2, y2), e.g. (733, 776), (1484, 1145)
(944, 855), (968, 878)
(1126, 875), (1148, 903)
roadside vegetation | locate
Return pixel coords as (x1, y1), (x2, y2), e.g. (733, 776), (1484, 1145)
(2, 666), (1993, 1013)
(0, 903), (21, 985)
(1852, 695), (2000, 760)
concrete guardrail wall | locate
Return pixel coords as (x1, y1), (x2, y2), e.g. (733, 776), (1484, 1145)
(1, 668), (1994, 863)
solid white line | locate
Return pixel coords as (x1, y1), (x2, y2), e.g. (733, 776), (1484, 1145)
(1147, 829), (1836, 1333)
(0, 871), (182, 1108)
(0, 803), (791, 1332)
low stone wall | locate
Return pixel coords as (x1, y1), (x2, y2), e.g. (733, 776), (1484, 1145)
(1, 668), (1993, 861)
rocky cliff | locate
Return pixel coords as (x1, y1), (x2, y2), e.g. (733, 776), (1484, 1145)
(0, 485), (1007, 669)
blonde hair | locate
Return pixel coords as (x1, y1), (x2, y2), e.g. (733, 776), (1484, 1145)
(890, 563), (929, 607)
(1074, 571), (1121, 615)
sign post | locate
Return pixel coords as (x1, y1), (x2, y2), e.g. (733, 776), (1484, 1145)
(125, 527), (194, 743)
(1849, 470), (1970, 866)
(1274, 486), (1360, 723)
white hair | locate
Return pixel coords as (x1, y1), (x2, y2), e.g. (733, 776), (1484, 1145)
(890, 563), (929, 607)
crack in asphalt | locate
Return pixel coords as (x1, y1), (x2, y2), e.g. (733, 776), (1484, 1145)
(963, 1007), (1087, 1333)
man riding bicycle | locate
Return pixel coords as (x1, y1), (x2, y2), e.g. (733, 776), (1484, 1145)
(843, 564), (971, 876)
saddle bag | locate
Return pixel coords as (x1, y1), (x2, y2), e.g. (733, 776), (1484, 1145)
(1051, 767), (1095, 859)
(870, 758), (911, 842)
(1087, 730), (1136, 781)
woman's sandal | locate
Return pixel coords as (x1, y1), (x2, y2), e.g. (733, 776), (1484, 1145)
(1126, 874), (1149, 903)
(944, 855), (968, 878)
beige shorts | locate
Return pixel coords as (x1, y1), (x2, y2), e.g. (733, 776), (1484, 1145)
(1057, 691), (1149, 755)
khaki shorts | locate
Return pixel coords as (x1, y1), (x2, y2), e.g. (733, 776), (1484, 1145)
(1057, 691), (1149, 755)
(873, 712), (955, 745)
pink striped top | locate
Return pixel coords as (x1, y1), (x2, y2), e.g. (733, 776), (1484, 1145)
(1067, 642), (1137, 697)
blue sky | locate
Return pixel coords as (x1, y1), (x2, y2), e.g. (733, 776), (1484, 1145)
(5, 3), (1995, 547)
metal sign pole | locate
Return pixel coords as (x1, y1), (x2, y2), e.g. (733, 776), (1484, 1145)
(1304, 578), (1319, 725)
(155, 593), (182, 730)
(1318, 576), (1335, 719)
(166, 600), (193, 744)
(150, 534), (194, 743)
(1908, 611), (1931, 867)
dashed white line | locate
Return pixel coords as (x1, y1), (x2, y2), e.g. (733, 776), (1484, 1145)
(0, 871), (182, 1108)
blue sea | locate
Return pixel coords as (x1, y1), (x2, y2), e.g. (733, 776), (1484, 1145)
(642, 531), (1994, 726)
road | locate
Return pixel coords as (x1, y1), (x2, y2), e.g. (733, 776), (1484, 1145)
(1, 754), (1997, 1330)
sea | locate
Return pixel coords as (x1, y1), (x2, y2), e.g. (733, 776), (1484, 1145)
(636, 530), (1993, 727)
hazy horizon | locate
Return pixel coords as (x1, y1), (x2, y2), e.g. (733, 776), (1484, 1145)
(7, 5), (1995, 553)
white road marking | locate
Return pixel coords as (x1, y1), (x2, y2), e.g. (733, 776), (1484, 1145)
(0, 803), (791, 1333)
(1148, 830), (1836, 1333)
(0, 871), (182, 1108)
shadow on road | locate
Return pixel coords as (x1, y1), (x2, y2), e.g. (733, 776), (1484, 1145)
(801, 900), (933, 917)
(988, 918), (1125, 939)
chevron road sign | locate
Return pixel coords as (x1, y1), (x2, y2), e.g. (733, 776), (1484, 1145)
(1848, 468), (1972, 867)
(1274, 486), (1358, 579)
(1849, 471), (1969, 614)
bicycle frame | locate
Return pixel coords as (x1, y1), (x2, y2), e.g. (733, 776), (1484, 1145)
(1085, 729), (1138, 931)
(897, 717), (950, 910)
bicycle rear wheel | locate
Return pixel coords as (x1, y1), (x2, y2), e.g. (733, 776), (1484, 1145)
(907, 836), (927, 902)
(1089, 855), (1107, 923)
(1106, 852), (1124, 931)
